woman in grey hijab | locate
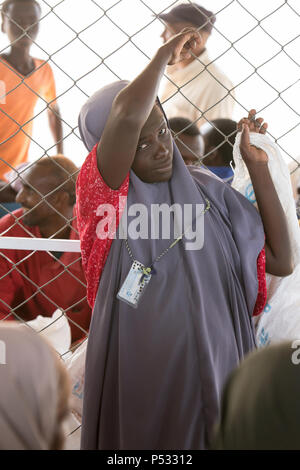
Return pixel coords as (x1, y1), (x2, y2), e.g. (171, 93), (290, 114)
(212, 341), (300, 450)
(0, 324), (70, 450)
(76, 29), (292, 450)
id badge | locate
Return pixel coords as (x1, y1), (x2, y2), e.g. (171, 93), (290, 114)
(117, 260), (152, 308)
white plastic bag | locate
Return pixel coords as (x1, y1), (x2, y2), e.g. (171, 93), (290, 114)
(61, 339), (87, 449)
(232, 132), (300, 345)
(26, 308), (71, 355)
(64, 339), (87, 420)
(63, 412), (81, 450)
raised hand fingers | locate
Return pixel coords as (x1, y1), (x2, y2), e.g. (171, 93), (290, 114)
(181, 28), (202, 50)
(260, 122), (268, 134)
(248, 109), (256, 121)
(237, 117), (250, 132)
(254, 117), (264, 132)
(166, 28), (202, 65)
(239, 109), (269, 134)
(240, 120), (250, 150)
(248, 110), (260, 132)
(252, 117), (268, 134)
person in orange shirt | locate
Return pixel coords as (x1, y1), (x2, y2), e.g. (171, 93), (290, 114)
(0, 0), (63, 181)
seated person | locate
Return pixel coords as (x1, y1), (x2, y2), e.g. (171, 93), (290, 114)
(168, 117), (204, 166)
(0, 155), (91, 344)
(201, 118), (237, 183)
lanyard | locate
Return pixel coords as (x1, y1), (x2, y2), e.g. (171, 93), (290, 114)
(125, 198), (211, 278)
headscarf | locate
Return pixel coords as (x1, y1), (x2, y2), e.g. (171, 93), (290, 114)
(78, 80), (129, 152)
(212, 341), (300, 450)
(0, 324), (60, 450)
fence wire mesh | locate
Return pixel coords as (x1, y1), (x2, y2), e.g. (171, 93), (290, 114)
(0, 0), (299, 448)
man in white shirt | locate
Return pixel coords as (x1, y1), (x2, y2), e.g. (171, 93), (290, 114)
(159, 3), (235, 129)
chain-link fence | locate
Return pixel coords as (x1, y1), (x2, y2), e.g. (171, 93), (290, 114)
(0, 0), (299, 448)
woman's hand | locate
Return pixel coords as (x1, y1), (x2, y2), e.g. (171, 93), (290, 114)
(237, 109), (293, 276)
(161, 28), (202, 65)
(238, 109), (268, 166)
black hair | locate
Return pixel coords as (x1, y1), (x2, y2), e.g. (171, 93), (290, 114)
(168, 117), (200, 137)
(1, 0), (41, 15)
(204, 119), (237, 166)
(34, 155), (79, 206)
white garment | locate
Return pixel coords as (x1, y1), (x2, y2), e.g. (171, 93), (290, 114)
(26, 309), (71, 356)
(64, 339), (87, 420)
(232, 133), (300, 346)
(61, 339), (87, 450)
(63, 412), (81, 450)
(160, 49), (235, 128)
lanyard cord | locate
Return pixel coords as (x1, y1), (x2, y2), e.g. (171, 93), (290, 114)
(125, 198), (211, 276)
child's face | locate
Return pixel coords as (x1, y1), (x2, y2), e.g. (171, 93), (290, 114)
(132, 105), (173, 183)
(2, 1), (40, 48)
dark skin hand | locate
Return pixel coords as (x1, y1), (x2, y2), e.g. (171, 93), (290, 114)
(97, 28), (202, 190)
(160, 21), (210, 69)
(238, 110), (293, 277)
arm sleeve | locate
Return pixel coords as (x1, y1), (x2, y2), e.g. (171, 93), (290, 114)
(76, 145), (129, 308)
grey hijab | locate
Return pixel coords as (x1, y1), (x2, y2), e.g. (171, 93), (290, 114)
(78, 82), (265, 450)
(0, 324), (59, 450)
(212, 341), (300, 450)
(78, 81), (129, 152)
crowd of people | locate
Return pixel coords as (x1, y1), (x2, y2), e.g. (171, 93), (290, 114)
(0, 0), (299, 451)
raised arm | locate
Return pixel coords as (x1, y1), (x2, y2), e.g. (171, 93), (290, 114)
(97, 29), (201, 189)
(238, 110), (293, 276)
